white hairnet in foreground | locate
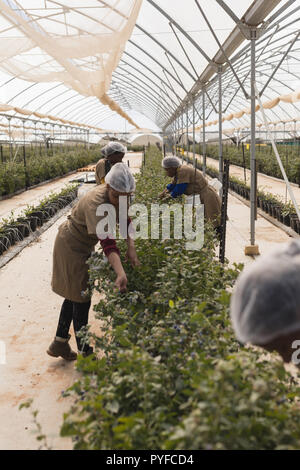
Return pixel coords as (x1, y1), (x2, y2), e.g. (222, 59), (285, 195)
(230, 240), (300, 345)
(101, 142), (127, 157)
(162, 156), (182, 168)
(105, 162), (135, 193)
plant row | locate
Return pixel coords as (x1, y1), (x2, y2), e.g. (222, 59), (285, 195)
(0, 183), (79, 256)
(190, 143), (300, 184)
(60, 146), (300, 450)
(0, 147), (101, 197)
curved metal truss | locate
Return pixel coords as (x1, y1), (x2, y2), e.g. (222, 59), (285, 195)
(0, 0), (297, 135)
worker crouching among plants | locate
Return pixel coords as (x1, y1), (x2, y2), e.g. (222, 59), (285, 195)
(159, 156), (222, 236)
(47, 163), (140, 361)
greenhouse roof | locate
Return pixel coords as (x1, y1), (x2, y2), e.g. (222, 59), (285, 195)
(0, 0), (298, 134)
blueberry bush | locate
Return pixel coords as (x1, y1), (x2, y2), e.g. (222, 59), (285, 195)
(192, 143), (300, 184)
(0, 147), (101, 197)
(61, 146), (300, 450)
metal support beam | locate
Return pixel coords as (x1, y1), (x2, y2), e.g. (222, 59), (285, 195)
(218, 67), (223, 185)
(181, 111), (184, 163)
(186, 102), (189, 159)
(259, 31), (300, 96)
(192, 97), (196, 167)
(202, 91), (206, 176)
(169, 22), (198, 80)
(146, 0), (213, 65)
(135, 24), (196, 81)
(250, 31), (256, 246)
(195, 0), (249, 99)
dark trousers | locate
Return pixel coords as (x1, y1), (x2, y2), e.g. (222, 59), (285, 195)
(56, 299), (91, 352)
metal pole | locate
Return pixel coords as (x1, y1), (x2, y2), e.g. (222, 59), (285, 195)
(8, 117), (12, 161)
(175, 117), (177, 156)
(176, 117), (179, 156)
(218, 67), (223, 185)
(202, 90), (206, 176)
(181, 111), (184, 164)
(192, 98), (196, 167)
(192, 96), (196, 207)
(250, 31), (256, 246)
(52, 124), (55, 156)
(186, 102), (189, 159)
(22, 120), (29, 189)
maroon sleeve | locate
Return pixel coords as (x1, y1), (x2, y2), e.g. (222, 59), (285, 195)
(99, 237), (120, 257)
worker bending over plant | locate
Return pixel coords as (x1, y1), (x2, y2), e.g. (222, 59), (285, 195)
(160, 156), (222, 233)
(47, 163), (139, 361)
(95, 141), (126, 185)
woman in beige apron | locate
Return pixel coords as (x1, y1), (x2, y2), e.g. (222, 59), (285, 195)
(160, 156), (222, 232)
(95, 141), (126, 185)
(47, 163), (139, 361)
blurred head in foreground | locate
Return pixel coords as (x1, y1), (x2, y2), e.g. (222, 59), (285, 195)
(230, 240), (300, 364)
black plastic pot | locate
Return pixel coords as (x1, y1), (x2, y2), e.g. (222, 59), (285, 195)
(275, 206), (282, 221)
(46, 203), (59, 215)
(29, 211), (44, 226)
(290, 216), (298, 232)
(28, 216), (38, 232)
(0, 235), (10, 255)
(16, 218), (31, 237)
(39, 208), (52, 222)
(2, 227), (17, 247)
(282, 214), (290, 227)
(268, 203), (274, 214)
(271, 205), (278, 219)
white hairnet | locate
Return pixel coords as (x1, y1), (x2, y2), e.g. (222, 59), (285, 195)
(162, 156), (182, 168)
(101, 141), (127, 157)
(230, 240), (300, 345)
(105, 162), (135, 193)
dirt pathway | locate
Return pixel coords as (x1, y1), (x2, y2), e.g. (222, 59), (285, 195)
(0, 152), (143, 450)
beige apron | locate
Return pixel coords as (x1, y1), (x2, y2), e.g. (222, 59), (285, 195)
(51, 185), (109, 303)
(95, 159), (106, 185)
(173, 165), (221, 228)
(95, 158), (112, 185)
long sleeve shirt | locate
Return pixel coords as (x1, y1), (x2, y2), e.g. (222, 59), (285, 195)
(167, 182), (188, 198)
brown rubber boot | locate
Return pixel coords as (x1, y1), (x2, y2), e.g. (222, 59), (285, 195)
(47, 334), (77, 361)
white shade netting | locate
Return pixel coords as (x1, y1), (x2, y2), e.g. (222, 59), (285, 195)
(0, 0), (142, 128)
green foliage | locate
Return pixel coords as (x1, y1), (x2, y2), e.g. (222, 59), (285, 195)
(60, 146), (300, 450)
(197, 143), (300, 185)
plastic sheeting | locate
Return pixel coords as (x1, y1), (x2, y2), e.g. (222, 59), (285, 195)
(0, 1), (298, 133)
(0, 0), (142, 128)
(0, 102), (103, 130)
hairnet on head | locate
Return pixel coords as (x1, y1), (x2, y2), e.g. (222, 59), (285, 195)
(105, 162), (135, 193)
(101, 141), (127, 158)
(162, 156), (182, 169)
(230, 240), (300, 346)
